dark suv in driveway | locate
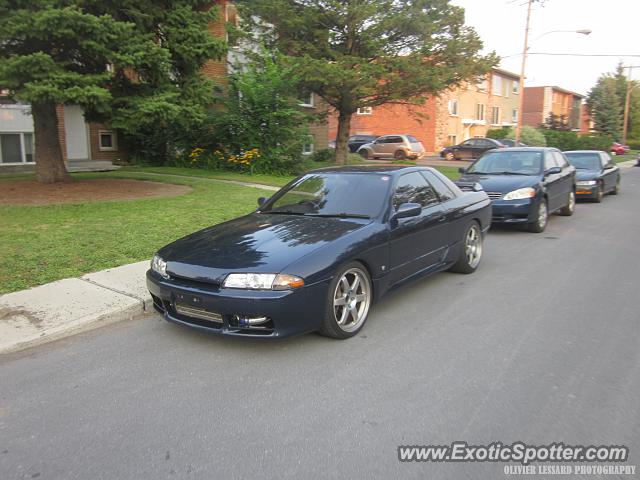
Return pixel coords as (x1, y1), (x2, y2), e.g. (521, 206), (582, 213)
(440, 138), (504, 161)
(457, 148), (576, 232)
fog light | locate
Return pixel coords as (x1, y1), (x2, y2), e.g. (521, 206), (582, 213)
(234, 315), (270, 327)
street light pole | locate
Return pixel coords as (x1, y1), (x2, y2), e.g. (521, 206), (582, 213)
(515, 0), (534, 144)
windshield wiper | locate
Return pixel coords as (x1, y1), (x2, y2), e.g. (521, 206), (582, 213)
(305, 213), (371, 219)
(487, 171), (530, 175)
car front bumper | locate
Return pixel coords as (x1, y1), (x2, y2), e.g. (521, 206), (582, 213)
(147, 270), (330, 338)
(490, 198), (537, 224)
(575, 185), (598, 198)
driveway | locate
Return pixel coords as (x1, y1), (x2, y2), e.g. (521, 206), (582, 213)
(1, 168), (639, 480)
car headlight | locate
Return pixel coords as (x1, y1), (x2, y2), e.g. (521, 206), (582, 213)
(503, 187), (536, 201)
(223, 273), (305, 290)
(151, 254), (169, 279)
(576, 180), (597, 186)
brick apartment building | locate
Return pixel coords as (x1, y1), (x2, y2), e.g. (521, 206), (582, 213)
(522, 86), (586, 132)
(327, 68), (521, 155)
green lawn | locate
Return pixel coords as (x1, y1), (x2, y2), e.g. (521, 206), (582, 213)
(0, 165), (462, 294)
(613, 150), (639, 163)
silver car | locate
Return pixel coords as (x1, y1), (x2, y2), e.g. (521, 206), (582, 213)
(357, 134), (425, 160)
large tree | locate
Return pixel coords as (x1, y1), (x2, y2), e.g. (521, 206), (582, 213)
(0, 1), (225, 183)
(237, 0), (497, 164)
(587, 75), (623, 140)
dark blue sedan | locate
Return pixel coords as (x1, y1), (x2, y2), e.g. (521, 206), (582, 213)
(457, 147), (576, 233)
(564, 150), (621, 202)
(147, 166), (491, 339)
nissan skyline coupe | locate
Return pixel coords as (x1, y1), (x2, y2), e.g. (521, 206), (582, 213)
(147, 166), (491, 339)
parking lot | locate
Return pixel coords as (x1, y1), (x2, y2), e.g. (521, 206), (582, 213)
(1, 168), (638, 479)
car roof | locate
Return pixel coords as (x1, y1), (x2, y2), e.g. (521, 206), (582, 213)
(564, 150), (605, 154)
(489, 146), (557, 152)
(308, 165), (435, 176)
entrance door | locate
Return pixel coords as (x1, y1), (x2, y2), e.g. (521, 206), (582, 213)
(64, 105), (89, 160)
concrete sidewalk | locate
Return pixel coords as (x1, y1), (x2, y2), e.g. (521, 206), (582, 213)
(0, 261), (152, 354)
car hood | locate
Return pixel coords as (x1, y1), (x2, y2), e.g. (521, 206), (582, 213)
(575, 169), (601, 181)
(458, 173), (539, 193)
(158, 213), (371, 284)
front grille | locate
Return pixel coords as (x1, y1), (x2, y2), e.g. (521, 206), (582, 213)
(174, 304), (223, 324)
(486, 192), (503, 200)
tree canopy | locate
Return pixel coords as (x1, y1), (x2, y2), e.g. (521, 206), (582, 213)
(237, 0), (498, 163)
(0, 1), (226, 182)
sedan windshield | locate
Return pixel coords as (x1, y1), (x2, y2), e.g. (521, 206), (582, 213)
(565, 153), (601, 170)
(261, 173), (391, 218)
(467, 151), (543, 175)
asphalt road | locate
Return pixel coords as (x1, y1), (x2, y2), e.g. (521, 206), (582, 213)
(2, 168), (639, 480)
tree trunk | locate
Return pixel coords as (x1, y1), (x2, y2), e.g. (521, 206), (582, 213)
(334, 110), (352, 165)
(32, 102), (71, 184)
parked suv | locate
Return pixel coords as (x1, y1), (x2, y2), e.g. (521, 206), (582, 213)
(457, 147), (576, 233)
(357, 134), (425, 160)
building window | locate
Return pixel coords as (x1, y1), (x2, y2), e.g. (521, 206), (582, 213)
(446, 134), (457, 146)
(477, 77), (488, 92)
(302, 136), (314, 155)
(504, 81), (510, 98)
(0, 132), (34, 164)
(491, 107), (501, 125)
(512, 81), (520, 95)
(492, 75), (502, 96)
(356, 106), (372, 115)
(298, 91), (314, 108)
(99, 130), (117, 151)
(512, 109), (518, 123)
(475, 103), (485, 121)
(448, 99), (459, 116)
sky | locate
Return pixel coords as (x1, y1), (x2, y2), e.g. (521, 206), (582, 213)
(451, 0), (640, 96)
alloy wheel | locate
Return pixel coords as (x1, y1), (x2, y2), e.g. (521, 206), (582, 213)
(538, 201), (548, 229)
(465, 224), (483, 269)
(333, 268), (372, 333)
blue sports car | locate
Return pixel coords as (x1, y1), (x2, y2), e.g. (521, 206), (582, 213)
(147, 166), (491, 339)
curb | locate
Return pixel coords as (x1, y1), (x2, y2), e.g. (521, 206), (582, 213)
(0, 261), (153, 355)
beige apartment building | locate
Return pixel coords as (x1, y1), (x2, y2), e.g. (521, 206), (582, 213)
(435, 68), (521, 151)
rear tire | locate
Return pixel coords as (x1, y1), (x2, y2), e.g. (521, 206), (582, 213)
(527, 198), (548, 233)
(318, 262), (373, 339)
(394, 150), (407, 160)
(449, 222), (483, 274)
(558, 190), (575, 216)
(445, 151), (455, 161)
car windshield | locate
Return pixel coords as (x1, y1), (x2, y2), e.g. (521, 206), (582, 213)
(565, 153), (601, 170)
(467, 151), (543, 175)
(261, 173), (391, 218)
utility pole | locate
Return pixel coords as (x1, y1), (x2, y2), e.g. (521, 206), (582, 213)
(515, 0), (534, 144)
(622, 65), (640, 144)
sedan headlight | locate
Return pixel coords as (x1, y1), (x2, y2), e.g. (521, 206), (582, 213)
(576, 180), (597, 186)
(151, 254), (169, 279)
(503, 187), (536, 201)
(223, 273), (305, 290)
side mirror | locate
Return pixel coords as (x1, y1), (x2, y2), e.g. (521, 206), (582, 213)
(458, 167), (467, 174)
(395, 203), (422, 219)
(472, 182), (484, 192)
(604, 163), (615, 170)
(545, 166), (562, 176)
(257, 197), (268, 206)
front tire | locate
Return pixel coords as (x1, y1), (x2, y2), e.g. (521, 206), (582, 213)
(611, 178), (620, 195)
(394, 150), (407, 160)
(593, 183), (604, 203)
(449, 222), (483, 274)
(359, 150), (369, 160)
(318, 262), (373, 339)
(527, 198), (548, 233)
(558, 190), (575, 216)
(444, 151), (455, 161)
